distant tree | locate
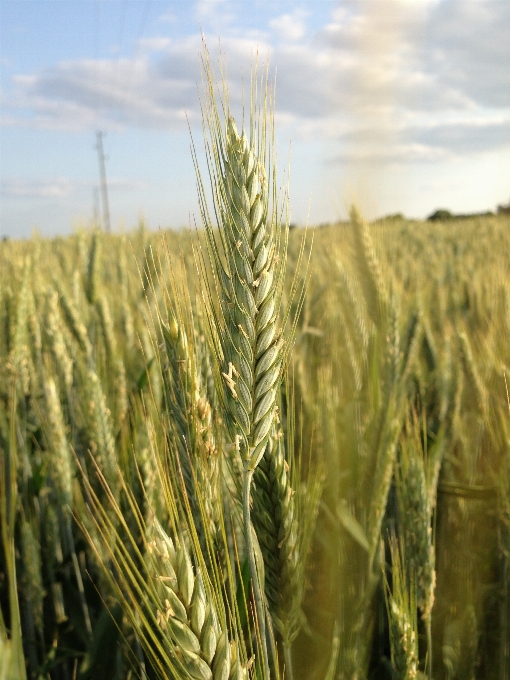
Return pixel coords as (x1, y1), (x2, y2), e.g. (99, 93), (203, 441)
(379, 212), (405, 222)
(427, 209), (454, 222)
(497, 200), (510, 215)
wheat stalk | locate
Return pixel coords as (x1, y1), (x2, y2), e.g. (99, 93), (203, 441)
(85, 229), (101, 305)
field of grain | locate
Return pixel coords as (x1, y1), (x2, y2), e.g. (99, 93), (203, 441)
(1, 58), (510, 680)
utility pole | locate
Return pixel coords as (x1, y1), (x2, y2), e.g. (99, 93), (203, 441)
(95, 131), (111, 233)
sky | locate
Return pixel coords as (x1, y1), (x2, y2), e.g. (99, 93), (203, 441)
(1, 0), (509, 238)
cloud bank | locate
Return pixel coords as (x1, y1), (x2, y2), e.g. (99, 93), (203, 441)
(2, 1), (509, 167)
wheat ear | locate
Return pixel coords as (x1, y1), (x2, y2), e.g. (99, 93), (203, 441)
(45, 288), (74, 390)
(9, 265), (31, 395)
(196, 58), (288, 677)
(147, 520), (246, 680)
(350, 206), (388, 329)
(385, 536), (419, 680)
(162, 312), (221, 557)
(252, 430), (298, 643)
(396, 429), (435, 622)
(57, 283), (93, 360)
(84, 366), (118, 500)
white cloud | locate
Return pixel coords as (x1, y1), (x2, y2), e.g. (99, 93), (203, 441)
(1, 177), (73, 199)
(2, 1), (509, 166)
(0, 176), (147, 201)
(269, 11), (307, 42)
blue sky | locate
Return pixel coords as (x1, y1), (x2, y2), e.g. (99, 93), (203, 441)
(1, 0), (509, 238)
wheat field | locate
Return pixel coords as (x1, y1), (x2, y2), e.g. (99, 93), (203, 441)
(1, 51), (510, 680)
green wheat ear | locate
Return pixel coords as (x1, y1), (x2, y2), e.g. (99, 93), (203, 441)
(193, 46), (292, 678)
(202, 109), (286, 471)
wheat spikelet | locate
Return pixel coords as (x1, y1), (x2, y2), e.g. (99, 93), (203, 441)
(114, 356), (129, 428)
(367, 407), (401, 566)
(146, 519), (244, 680)
(85, 508), (248, 680)
(96, 294), (117, 362)
(162, 312), (221, 555)
(9, 265), (31, 394)
(198, 68), (287, 475)
(57, 284), (93, 359)
(195, 304), (219, 412)
(44, 373), (73, 507)
(136, 435), (162, 520)
(400, 308), (423, 388)
(45, 288), (74, 390)
(396, 445), (435, 621)
(26, 284), (43, 394)
(44, 366), (95, 640)
(221, 115), (285, 468)
(341, 304), (363, 393)
(458, 330), (488, 415)
(72, 268), (82, 308)
(350, 207), (388, 329)
(252, 429), (300, 645)
(85, 366), (118, 495)
(96, 293), (128, 427)
(384, 537), (420, 679)
(335, 258), (369, 354)
(389, 600), (419, 680)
